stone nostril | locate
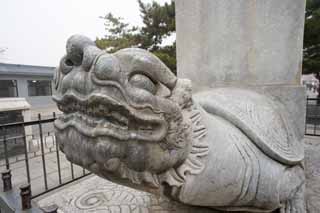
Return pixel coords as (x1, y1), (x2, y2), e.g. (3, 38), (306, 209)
(66, 48), (83, 66)
(65, 59), (74, 66)
(66, 34), (95, 67)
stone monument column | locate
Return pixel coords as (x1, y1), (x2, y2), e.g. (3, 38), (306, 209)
(175, 0), (307, 140)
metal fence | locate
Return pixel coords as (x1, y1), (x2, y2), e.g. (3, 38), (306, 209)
(0, 112), (91, 200)
(305, 97), (320, 136)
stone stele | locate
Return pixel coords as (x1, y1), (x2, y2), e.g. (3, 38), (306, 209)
(53, 35), (305, 212)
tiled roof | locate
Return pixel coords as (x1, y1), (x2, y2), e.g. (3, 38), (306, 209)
(0, 63), (55, 77)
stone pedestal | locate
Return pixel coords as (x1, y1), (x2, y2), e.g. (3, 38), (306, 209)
(175, 0), (308, 211)
(176, 0), (306, 88)
(176, 0), (307, 138)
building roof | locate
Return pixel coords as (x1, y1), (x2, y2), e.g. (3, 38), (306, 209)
(0, 98), (30, 112)
(302, 74), (319, 82)
(0, 63), (55, 77)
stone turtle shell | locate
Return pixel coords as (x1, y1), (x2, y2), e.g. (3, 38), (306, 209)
(195, 88), (304, 165)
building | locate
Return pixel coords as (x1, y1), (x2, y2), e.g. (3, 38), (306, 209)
(302, 74), (319, 98)
(0, 63), (58, 123)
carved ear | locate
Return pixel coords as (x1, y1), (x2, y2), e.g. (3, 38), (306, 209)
(170, 79), (192, 108)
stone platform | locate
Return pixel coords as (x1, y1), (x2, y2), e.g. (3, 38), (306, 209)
(36, 136), (320, 213)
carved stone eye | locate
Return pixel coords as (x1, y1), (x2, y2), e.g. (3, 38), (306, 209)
(129, 74), (156, 94)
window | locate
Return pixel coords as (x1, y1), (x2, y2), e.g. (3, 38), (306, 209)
(0, 80), (18, 98)
(0, 110), (24, 137)
(27, 80), (52, 96)
(0, 110), (25, 158)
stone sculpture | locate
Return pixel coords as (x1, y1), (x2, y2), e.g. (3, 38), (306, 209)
(53, 35), (305, 212)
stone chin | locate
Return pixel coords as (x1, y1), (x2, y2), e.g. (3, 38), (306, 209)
(53, 35), (192, 191)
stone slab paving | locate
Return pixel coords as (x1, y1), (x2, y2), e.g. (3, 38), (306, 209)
(36, 175), (219, 213)
(34, 136), (320, 213)
(0, 150), (88, 196)
(304, 136), (320, 212)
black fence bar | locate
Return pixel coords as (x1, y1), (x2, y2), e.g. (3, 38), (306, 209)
(0, 118), (55, 129)
(2, 128), (9, 170)
(70, 162), (75, 180)
(38, 114), (48, 191)
(53, 113), (62, 186)
(0, 112), (91, 199)
(305, 97), (320, 136)
(55, 142), (62, 185)
(22, 123), (31, 184)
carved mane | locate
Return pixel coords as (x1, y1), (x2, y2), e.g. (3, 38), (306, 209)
(160, 103), (209, 199)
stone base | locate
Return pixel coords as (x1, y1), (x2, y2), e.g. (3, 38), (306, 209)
(305, 136), (320, 212)
(36, 136), (319, 213)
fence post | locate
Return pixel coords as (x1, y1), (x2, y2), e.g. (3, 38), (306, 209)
(53, 112), (62, 185)
(2, 127), (10, 170)
(1, 169), (12, 192)
(38, 114), (48, 190)
(20, 183), (32, 210)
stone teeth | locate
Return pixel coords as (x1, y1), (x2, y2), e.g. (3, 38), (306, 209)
(111, 112), (129, 126)
(60, 102), (130, 129)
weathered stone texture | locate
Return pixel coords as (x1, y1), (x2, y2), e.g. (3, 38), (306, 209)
(305, 136), (320, 212)
(176, 0), (306, 90)
(53, 35), (306, 212)
(37, 136), (320, 213)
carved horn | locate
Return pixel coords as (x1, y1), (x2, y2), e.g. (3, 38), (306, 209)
(66, 35), (101, 71)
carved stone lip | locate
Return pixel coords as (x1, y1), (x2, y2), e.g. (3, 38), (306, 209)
(53, 92), (168, 141)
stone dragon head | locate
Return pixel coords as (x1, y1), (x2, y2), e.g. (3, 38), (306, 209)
(53, 35), (205, 195)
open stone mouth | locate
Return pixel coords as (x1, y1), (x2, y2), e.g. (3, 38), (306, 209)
(54, 95), (167, 141)
(57, 102), (129, 128)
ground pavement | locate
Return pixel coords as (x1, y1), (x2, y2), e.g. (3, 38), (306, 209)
(0, 146), (88, 197)
(32, 136), (320, 213)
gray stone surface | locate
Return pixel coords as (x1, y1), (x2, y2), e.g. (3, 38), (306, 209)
(36, 137), (319, 213)
(175, 0), (306, 91)
(52, 35), (306, 212)
(37, 175), (217, 213)
(304, 136), (320, 212)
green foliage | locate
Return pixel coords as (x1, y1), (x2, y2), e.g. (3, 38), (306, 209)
(138, 0), (175, 51)
(95, 1), (176, 74)
(303, 0), (320, 76)
(97, 0), (320, 78)
(96, 13), (141, 53)
(153, 42), (176, 72)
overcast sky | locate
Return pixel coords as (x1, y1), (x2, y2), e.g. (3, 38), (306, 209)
(0, 0), (170, 67)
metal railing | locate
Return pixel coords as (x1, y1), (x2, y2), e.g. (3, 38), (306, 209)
(305, 97), (320, 136)
(0, 112), (91, 200)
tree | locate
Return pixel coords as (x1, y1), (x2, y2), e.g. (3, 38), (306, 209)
(96, 13), (141, 53)
(303, 0), (320, 96)
(95, 0), (177, 74)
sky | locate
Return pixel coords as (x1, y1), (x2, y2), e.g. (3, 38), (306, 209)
(0, 0), (170, 67)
